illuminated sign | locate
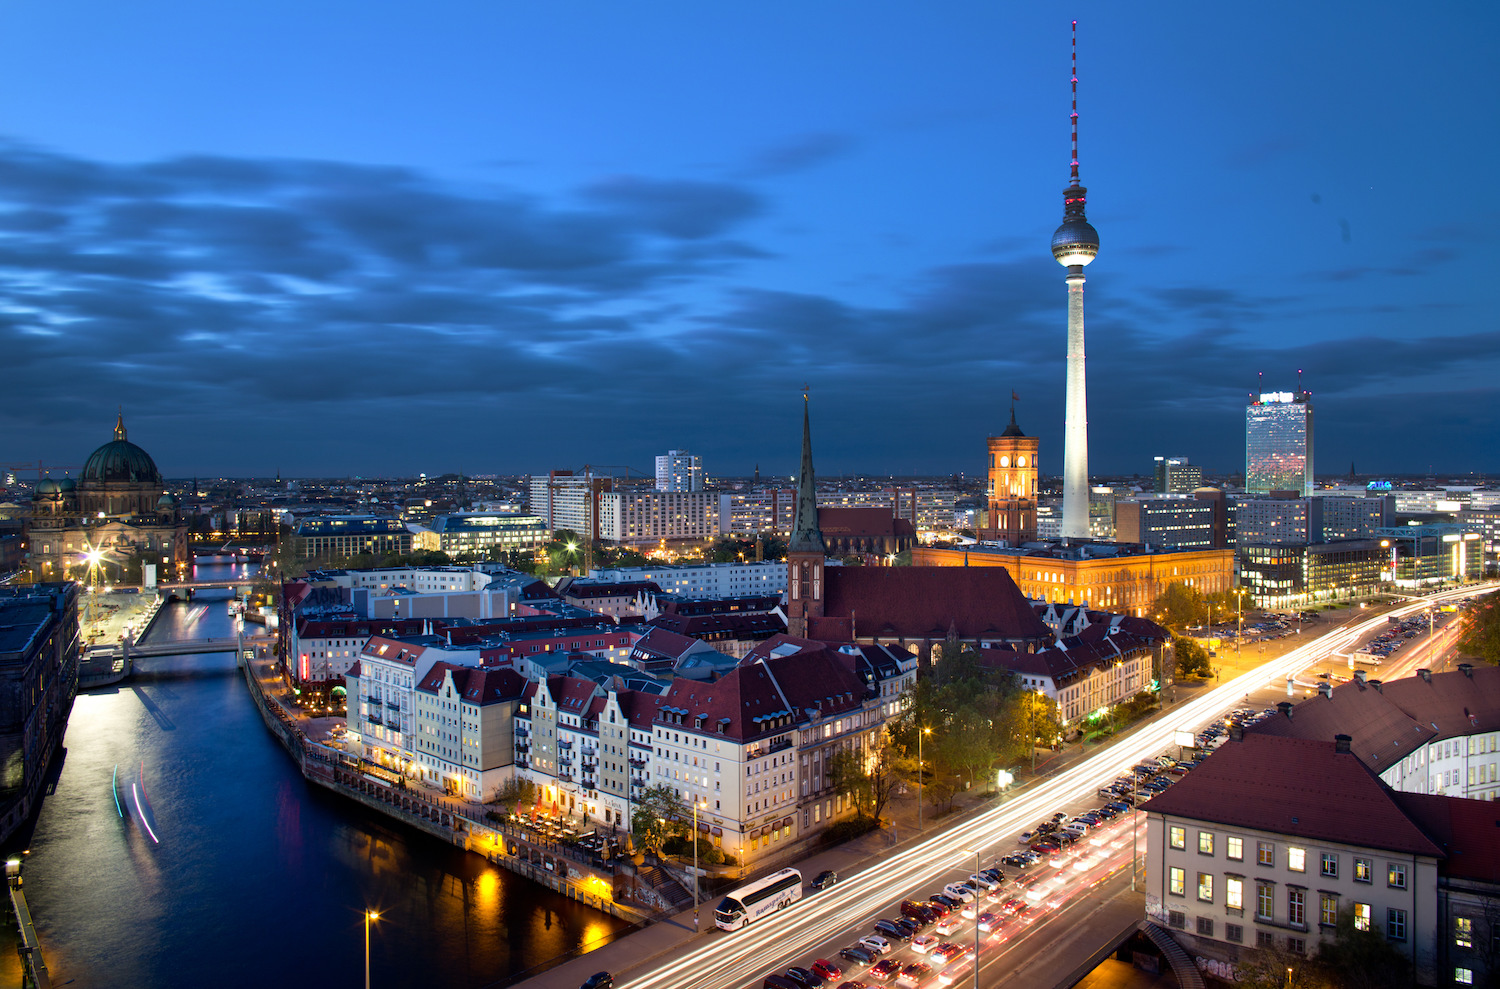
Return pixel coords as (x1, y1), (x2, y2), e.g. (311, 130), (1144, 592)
(1259, 391), (1296, 403)
(1174, 729), (1196, 749)
(1366, 480), (1393, 492)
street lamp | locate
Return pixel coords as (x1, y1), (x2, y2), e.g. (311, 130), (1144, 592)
(364, 910), (380, 989)
(962, 846), (983, 989)
(692, 798), (705, 931)
(917, 727), (924, 831)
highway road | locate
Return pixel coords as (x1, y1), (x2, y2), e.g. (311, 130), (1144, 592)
(625, 585), (1490, 989)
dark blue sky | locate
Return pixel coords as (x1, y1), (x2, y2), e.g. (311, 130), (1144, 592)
(1, 2), (1496, 481)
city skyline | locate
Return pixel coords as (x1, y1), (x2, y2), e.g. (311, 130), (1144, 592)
(2, 3), (1497, 479)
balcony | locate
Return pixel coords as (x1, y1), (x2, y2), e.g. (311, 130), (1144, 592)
(366, 713), (384, 727)
(385, 700), (401, 711)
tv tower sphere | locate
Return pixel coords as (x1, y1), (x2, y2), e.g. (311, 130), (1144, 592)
(1051, 210), (1099, 267)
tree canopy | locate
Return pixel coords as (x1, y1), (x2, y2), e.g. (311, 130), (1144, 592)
(1458, 589), (1500, 666)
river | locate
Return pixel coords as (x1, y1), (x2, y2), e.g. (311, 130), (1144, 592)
(13, 562), (628, 988)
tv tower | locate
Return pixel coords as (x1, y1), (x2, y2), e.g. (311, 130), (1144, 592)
(1051, 20), (1100, 541)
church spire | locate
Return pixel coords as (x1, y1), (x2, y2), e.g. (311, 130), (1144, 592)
(114, 408), (127, 442)
(788, 391), (825, 555)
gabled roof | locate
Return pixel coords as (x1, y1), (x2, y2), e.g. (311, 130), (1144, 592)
(655, 661), (790, 743)
(1391, 792), (1500, 884)
(1247, 666), (1500, 775)
(821, 566), (1052, 642)
(1140, 734), (1444, 858)
(631, 626), (704, 663)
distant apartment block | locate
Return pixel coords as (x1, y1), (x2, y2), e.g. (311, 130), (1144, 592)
(412, 513), (550, 557)
(588, 561), (787, 598)
(1114, 497), (1216, 550)
(655, 449), (702, 492)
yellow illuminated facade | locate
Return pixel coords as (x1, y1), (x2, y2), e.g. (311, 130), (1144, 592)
(912, 544), (1233, 615)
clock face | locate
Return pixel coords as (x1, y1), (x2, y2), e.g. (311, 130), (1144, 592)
(1017, 456), (1027, 467)
(999, 456), (1010, 468)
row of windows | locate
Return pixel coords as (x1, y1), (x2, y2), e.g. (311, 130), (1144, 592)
(1167, 828), (1404, 886)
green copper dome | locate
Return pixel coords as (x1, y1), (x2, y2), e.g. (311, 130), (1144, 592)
(81, 414), (161, 485)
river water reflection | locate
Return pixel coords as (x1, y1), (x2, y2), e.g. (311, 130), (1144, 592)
(18, 563), (628, 988)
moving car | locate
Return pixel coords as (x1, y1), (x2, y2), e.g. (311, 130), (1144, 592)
(867, 960), (900, 982)
(896, 963), (933, 988)
(910, 934), (940, 955)
(976, 912), (1002, 933)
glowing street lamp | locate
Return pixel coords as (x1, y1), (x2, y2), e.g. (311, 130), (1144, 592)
(364, 909), (380, 989)
(917, 726), (931, 832)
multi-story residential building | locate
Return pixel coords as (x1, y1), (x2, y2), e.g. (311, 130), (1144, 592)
(289, 616), (426, 684)
(1245, 390), (1314, 496)
(726, 488), (796, 537)
(598, 489), (730, 546)
(588, 562), (786, 598)
(1114, 497), (1216, 550)
(554, 578), (661, 620)
(292, 516), (414, 560)
(979, 606), (1170, 725)
(1143, 732), (1445, 983)
(0, 583), (79, 845)
(655, 450), (703, 492)
(411, 513), (550, 558)
(411, 663), (526, 801)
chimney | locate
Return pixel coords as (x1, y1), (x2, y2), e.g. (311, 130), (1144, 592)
(1229, 724), (1244, 743)
(1368, 679), (1383, 693)
(1458, 663), (1474, 678)
(1417, 668), (1432, 683)
(1277, 701), (1293, 719)
(1318, 682), (1333, 699)
(1334, 734), (1352, 754)
(1353, 669), (1368, 684)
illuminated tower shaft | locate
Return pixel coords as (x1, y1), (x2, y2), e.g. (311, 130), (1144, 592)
(1062, 271), (1089, 539)
(1051, 21), (1099, 541)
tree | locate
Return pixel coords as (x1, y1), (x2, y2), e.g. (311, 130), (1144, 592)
(630, 784), (686, 856)
(1458, 589), (1500, 665)
(1174, 636), (1212, 678)
(1150, 583), (1208, 632)
(1311, 907), (1412, 989)
(827, 748), (873, 818)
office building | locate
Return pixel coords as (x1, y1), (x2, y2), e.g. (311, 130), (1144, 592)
(1245, 390), (1314, 496)
(1153, 456), (1201, 495)
(412, 512), (550, 558)
(1115, 497), (1217, 549)
(292, 516), (413, 560)
(655, 450), (702, 492)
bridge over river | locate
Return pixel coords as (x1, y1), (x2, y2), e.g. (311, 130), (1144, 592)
(81, 631), (276, 689)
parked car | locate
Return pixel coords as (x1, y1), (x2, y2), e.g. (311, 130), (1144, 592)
(580, 974), (613, 989)
(812, 960), (844, 982)
(810, 870), (841, 891)
(929, 893), (962, 911)
(860, 935), (894, 956)
(924, 899), (953, 918)
(1030, 839), (1061, 854)
(867, 959), (900, 982)
(910, 934), (940, 955)
(840, 946), (876, 967)
(787, 968), (826, 989)
(941, 883), (975, 904)
(901, 900), (938, 924)
(873, 919), (913, 943)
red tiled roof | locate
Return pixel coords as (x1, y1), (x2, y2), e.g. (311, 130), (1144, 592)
(656, 662), (789, 743)
(1391, 792), (1500, 883)
(816, 508), (913, 539)
(1141, 734), (1443, 858)
(822, 566), (1051, 642)
(548, 674), (600, 711)
(1247, 666), (1500, 775)
(632, 626), (701, 662)
(649, 611), (785, 639)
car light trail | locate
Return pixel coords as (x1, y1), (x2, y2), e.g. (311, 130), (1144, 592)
(627, 587), (1485, 989)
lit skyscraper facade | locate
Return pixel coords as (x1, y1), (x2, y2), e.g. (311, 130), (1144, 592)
(1245, 391), (1314, 495)
(1051, 22), (1099, 540)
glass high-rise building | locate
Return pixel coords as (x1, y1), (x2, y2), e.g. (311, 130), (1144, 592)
(1245, 391), (1313, 495)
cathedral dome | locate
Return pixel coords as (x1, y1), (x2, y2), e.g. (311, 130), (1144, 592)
(81, 414), (161, 486)
(35, 479), (60, 496)
(58, 478), (76, 492)
(157, 492), (178, 510)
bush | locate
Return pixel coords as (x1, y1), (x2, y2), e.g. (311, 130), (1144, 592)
(821, 815), (880, 846)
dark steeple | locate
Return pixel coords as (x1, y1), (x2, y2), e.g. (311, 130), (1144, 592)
(1001, 393), (1026, 438)
(788, 393), (826, 555)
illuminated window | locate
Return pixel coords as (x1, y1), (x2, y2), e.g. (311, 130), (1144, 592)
(1198, 831), (1214, 855)
(1170, 826), (1186, 849)
(1197, 873), (1213, 902)
(1287, 847), (1306, 872)
(1388, 863), (1407, 889)
(1169, 867), (1185, 896)
(1227, 836), (1243, 861)
(1257, 841), (1274, 866)
(1226, 877), (1243, 910)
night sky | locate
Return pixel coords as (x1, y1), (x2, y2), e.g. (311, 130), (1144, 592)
(2, 3), (1496, 481)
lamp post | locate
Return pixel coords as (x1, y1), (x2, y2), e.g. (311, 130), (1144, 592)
(916, 725), (924, 832)
(364, 910), (379, 989)
(963, 846), (983, 989)
(692, 798), (704, 931)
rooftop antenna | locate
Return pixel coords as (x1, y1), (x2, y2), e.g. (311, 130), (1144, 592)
(1070, 20), (1080, 185)
(1297, 368), (1303, 395)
